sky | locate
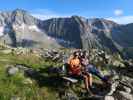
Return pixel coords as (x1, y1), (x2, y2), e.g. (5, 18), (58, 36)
(0, 0), (133, 24)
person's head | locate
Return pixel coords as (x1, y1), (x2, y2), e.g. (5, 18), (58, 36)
(73, 51), (79, 58)
(82, 50), (89, 58)
(79, 51), (83, 58)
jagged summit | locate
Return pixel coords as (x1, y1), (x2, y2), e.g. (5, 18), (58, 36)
(0, 9), (40, 26)
(13, 8), (28, 13)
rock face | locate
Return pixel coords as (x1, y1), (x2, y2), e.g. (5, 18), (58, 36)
(0, 9), (133, 58)
(0, 9), (61, 48)
(43, 17), (119, 51)
(43, 16), (133, 58)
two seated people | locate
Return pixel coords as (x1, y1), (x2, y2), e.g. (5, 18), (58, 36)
(66, 50), (109, 94)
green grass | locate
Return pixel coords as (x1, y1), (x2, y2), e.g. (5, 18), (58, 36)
(0, 62), (41, 100)
(0, 52), (62, 100)
(0, 50), (112, 100)
(0, 51), (63, 69)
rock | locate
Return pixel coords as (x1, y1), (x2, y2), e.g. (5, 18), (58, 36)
(121, 76), (133, 83)
(107, 81), (119, 95)
(1, 49), (12, 54)
(15, 64), (28, 71)
(6, 66), (19, 76)
(124, 60), (133, 67)
(110, 74), (120, 82)
(105, 55), (110, 60)
(14, 47), (30, 55)
(63, 91), (79, 100)
(112, 60), (125, 67)
(120, 76), (133, 91)
(23, 78), (33, 84)
(43, 49), (64, 62)
(123, 86), (132, 93)
(10, 96), (20, 100)
(117, 91), (133, 100)
(104, 96), (114, 100)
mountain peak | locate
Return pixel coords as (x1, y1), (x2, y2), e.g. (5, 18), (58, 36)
(13, 9), (28, 14)
(10, 9), (39, 25)
(0, 9), (133, 59)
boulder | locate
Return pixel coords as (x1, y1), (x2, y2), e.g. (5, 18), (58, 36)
(123, 86), (132, 93)
(112, 60), (125, 67)
(104, 96), (114, 100)
(10, 96), (20, 100)
(6, 66), (19, 76)
(23, 78), (33, 84)
(15, 64), (28, 71)
(117, 91), (133, 100)
(1, 49), (12, 54)
(64, 91), (79, 100)
(107, 81), (119, 95)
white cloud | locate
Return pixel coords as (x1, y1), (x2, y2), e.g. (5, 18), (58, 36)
(114, 9), (123, 16)
(107, 16), (133, 24)
(30, 9), (69, 20)
(32, 13), (59, 20)
(30, 9), (133, 24)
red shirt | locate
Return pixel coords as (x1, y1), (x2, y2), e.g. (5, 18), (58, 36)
(69, 58), (81, 75)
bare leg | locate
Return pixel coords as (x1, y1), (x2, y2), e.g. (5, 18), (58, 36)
(83, 75), (93, 95)
(83, 75), (89, 90)
(88, 73), (92, 87)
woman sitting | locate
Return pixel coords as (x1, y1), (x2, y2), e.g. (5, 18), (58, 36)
(80, 51), (108, 84)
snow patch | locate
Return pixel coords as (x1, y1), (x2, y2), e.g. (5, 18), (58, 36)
(0, 26), (4, 36)
(47, 36), (72, 45)
(56, 38), (71, 44)
(13, 23), (25, 30)
(28, 25), (41, 32)
(13, 24), (41, 32)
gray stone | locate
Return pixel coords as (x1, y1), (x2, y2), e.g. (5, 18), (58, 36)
(23, 78), (33, 84)
(15, 64), (28, 71)
(112, 60), (125, 67)
(104, 96), (114, 100)
(123, 86), (132, 93)
(64, 91), (79, 100)
(107, 81), (119, 95)
(7, 66), (19, 76)
(117, 91), (133, 100)
(1, 49), (12, 54)
(10, 96), (20, 100)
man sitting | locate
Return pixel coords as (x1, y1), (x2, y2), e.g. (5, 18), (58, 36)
(67, 51), (93, 94)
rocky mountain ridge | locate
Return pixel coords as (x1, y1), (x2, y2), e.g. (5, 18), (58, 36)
(0, 9), (133, 58)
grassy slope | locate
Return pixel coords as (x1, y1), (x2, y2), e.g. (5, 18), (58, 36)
(0, 48), (116, 100)
(0, 52), (63, 100)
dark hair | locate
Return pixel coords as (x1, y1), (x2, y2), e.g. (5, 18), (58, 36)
(73, 51), (79, 57)
(83, 50), (88, 55)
